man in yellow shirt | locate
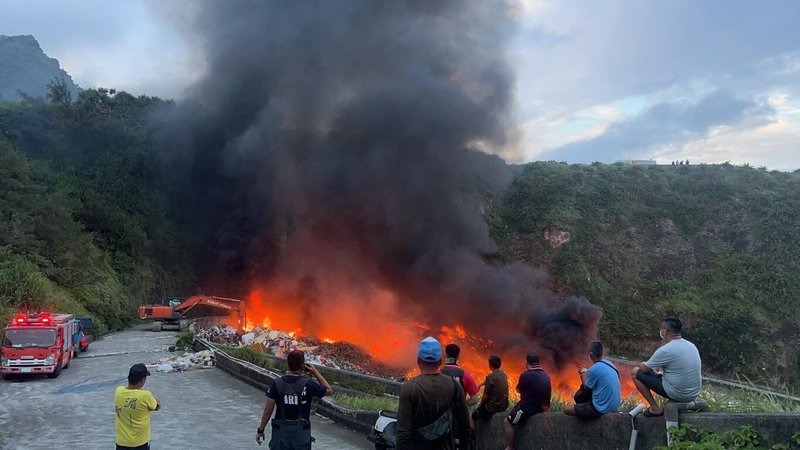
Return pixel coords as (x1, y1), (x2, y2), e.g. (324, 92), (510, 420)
(115, 363), (160, 450)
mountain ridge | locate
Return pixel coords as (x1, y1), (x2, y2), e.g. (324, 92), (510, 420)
(0, 34), (80, 101)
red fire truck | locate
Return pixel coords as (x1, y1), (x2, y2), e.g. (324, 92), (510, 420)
(1, 312), (77, 379)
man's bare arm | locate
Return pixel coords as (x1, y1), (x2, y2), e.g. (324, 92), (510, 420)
(256, 397), (276, 445)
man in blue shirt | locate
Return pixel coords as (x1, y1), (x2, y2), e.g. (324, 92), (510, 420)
(565, 341), (621, 419)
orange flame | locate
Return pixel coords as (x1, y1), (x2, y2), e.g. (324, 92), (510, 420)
(244, 287), (638, 399)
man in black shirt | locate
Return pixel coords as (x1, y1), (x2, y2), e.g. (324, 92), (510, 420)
(504, 352), (551, 450)
(255, 350), (333, 448)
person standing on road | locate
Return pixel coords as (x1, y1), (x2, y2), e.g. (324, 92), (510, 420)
(255, 349), (333, 449)
(397, 337), (471, 450)
(504, 352), (550, 450)
(630, 317), (702, 417)
(115, 363), (160, 450)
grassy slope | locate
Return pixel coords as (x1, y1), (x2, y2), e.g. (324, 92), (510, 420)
(490, 161), (800, 389)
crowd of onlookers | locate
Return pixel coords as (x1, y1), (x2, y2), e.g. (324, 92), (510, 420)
(395, 316), (702, 450)
(113, 316), (701, 450)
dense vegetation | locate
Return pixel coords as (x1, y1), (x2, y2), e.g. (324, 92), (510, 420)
(2, 81), (799, 391)
(0, 84), (191, 333)
(490, 161), (800, 389)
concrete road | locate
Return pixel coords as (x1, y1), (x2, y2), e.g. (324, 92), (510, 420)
(0, 326), (373, 450)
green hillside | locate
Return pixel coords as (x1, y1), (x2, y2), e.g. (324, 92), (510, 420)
(1, 84), (799, 390)
(0, 87), (190, 333)
(490, 162), (800, 388)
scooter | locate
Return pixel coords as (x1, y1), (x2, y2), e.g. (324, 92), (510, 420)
(367, 410), (397, 450)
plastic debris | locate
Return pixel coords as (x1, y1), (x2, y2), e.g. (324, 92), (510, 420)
(150, 350), (216, 374)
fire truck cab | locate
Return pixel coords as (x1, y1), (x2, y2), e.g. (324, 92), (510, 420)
(1, 312), (77, 379)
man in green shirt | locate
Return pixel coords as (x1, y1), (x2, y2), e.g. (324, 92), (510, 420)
(472, 354), (509, 424)
(396, 337), (471, 450)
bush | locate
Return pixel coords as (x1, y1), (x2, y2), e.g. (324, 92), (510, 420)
(176, 331), (195, 350)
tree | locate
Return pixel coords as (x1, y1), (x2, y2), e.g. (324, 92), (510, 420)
(46, 77), (73, 108)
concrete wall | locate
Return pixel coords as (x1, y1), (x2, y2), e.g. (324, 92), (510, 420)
(475, 412), (800, 449)
(195, 338), (800, 449)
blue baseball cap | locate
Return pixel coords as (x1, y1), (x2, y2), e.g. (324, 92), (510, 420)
(417, 337), (442, 363)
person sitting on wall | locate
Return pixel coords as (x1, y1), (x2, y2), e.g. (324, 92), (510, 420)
(630, 317), (702, 416)
(504, 352), (551, 450)
(564, 341), (621, 419)
(472, 354), (510, 425)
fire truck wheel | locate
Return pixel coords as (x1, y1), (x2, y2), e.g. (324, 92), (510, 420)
(48, 362), (62, 378)
(1, 373), (11, 380)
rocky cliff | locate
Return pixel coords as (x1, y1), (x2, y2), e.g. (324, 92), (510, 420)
(0, 35), (80, 101)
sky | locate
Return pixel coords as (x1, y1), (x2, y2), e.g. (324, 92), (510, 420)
(1, 0), (799, 170)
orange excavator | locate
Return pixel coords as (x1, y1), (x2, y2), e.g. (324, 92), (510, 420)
(138, 296), (246, 333)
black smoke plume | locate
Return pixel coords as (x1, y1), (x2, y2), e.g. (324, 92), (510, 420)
(156, 0), (601, 369)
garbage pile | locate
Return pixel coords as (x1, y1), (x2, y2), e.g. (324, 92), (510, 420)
(196, 326), (240, 345)
(302, 339), (406, 380)
(150, 350), (215, 374)
(197, 326), (406, 380)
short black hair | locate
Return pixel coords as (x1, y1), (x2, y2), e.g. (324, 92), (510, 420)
(488, 354), (502, 369)
(662, 317), (682, 333)
(588, 341), (603, 358)
(526, 352), (539, 366)
(445, 343), (460, 359)
(128, 363), (150, 385)
(287, 349), (305, 372)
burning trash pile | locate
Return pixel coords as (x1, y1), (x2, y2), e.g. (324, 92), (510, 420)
(149, 350), (215, 374)
(195, 325), (241, 345)
(199, 326), (406, 380)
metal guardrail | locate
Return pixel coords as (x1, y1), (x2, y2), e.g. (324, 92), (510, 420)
(193, 337), (378, 434)
(609, 356), (800, 404)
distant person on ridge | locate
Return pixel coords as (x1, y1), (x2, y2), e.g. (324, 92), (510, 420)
(255, 349), (333, 448)
(630, 317), (702, 416)
(564, 341), (621, 419)
(504, 352), (551, 450)
(397, 337), (471, 450)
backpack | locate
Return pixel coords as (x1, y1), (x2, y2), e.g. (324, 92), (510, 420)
(441, 365), (466, 390)
(415, 377), (460, 442)
(270, 376), (315, 450)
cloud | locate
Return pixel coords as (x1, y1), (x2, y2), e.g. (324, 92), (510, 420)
(0, 0), (197, 98)
(541, 91), (772, 162)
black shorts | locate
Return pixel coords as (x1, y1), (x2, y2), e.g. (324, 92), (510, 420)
(116, 444), (149, 450)
(506, 403), (536, 426)
(471, 404), (500, 422)
(635, 370), (670, 399)
(573, 401), (602, 420)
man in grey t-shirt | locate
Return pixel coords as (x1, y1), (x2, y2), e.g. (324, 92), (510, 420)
(630, 317), (702, 416)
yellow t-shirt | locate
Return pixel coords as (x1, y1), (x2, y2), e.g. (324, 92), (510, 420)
(114, 386), (158, 447)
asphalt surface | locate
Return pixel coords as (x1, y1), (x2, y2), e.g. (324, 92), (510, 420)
(0, 326), (372, 449)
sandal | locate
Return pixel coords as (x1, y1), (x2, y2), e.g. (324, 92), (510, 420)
(643, 409), (664, 417)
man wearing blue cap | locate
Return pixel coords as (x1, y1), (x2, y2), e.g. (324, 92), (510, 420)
(396, 337), (471, 450)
